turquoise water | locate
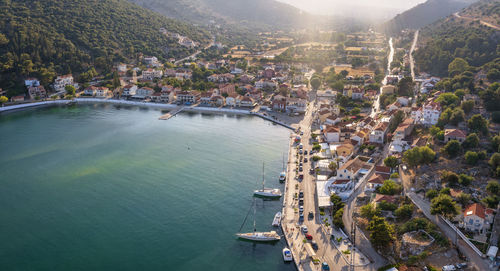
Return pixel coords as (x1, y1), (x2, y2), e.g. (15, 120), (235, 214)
(0, 104), (295, 271)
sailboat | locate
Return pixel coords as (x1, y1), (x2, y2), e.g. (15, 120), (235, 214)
(279, 154), (286, 183)
(254, 163), (282, 199)
(236, 200), (281, 242)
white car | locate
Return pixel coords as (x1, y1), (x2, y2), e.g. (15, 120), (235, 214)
(301, 225), (308, 233)
(442, 265), (456, 271)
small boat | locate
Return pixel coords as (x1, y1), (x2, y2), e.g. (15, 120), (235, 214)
(282, 247), (293, 262)
(254, 163), (282, 199)
(272, 211), (282, 227)
(236, 231), (281, 242)
(279, 171), (286, 183)
(279, 154), (286, 183)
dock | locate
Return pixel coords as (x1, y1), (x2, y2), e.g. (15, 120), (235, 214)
(249, 112), (296, 131)
(158, 106), (185, 120)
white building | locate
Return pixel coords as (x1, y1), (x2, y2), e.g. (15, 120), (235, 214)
(323, 125), (340, 143)
(122, 85), (138, 97)
(54, 74), (74, 92)
(142, 69), (163, 80)
(369, 122), (388, 144)
(411, 101), (441, 126)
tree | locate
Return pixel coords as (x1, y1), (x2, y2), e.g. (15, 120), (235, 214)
(461, 100), (474, 114)
(367, 216), (395, 250)
(403, 146), (436, 168)
(456, 193), (472, 207)
(360, 203), (380, 219)
(492, 135), (500, 152)
(350, 107), (361, 116)
(448, 58), (469, 77)
(487, 68), (500, 81)
(397, 77), (414, 96)
(333, 207), (344, 228)
(468, 114), (488, 135)
(449, 108), (465, 125)
(462, 133), (479, 149)
(430, 194), (459, 218)
(112, 71), (121, 88)
(441, 140), (461, 157)
(310, 77), (321, 90)
(489, 153), (500, 172)
(426, 189), (439, 199)
(486, 180), (500, 196)
(464, 151), (479, 165)
(0, 96), (7, 106)
(441, 171), (459, 186)
(458, 174), (473, 186)
(378, 179), (402, 195)
(395, 204), (414, 220)
(436, 93), (459, 107)
(328, 161), (337, 172)
(65, 85), (76, 96)
(330, 194), (344, 211)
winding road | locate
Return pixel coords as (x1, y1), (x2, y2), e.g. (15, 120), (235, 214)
(453, 12), (500, 31)
(409, 30), (419, 81)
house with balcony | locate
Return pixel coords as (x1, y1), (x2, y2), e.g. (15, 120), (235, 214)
(462, 203), (494, 234)
(369, 122), (389, 144)
(28, 86), (47, 99)
(122, 85), (138, 97)
(54, 74), (74, 92)
(176, 91), (200, 104)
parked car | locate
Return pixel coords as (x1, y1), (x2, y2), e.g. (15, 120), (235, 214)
(455, 263), (467, 269)
(299, 206), (304, 213)
(304, 150), (308, 155)
(301, 225), (308, 233)
(442, 265), (456, 271)
(299, 149), (303, 155)
(299, 213), (304, 222)
(305, 233), (313, 240)
(321, 262), (330, 270)
(299, 191), (304, 198)
(311, 241), (318, 250)
(308, 211), (314, 219)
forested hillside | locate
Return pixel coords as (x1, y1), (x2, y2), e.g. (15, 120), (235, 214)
(414, 12), (499, 77)
(130, 0), (315, 30)
(383, 0), (477, 34)
(0, 0), (209, 94)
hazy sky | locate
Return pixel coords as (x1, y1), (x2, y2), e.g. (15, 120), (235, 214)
(278, 0), (427, 18)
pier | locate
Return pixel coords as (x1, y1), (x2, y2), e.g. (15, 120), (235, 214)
(158, 106), (185, 120)
(249, 112), (296, 131)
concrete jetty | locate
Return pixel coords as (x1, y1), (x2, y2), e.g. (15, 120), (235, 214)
(158, 106), (185, 120)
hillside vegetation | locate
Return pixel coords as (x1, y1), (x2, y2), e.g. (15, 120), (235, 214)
(383, 0), (477, 34)
(0, 0), (209, 93)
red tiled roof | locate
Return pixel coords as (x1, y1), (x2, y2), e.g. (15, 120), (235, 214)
(368, 174), (385, 184)
(375, 165), (391, 174)
(464, 203), (485, 219)
(445, 129), (466, 138)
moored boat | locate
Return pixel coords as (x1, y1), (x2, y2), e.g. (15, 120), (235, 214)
(254, 163), (282, 199)
(236, 231), (281, 242)
(282, 247), (293, 262)
(272, 211), (281, 227)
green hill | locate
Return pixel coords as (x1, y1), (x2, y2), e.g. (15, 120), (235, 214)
(383, 0), (478, 34)
(0, 0), (209, 93)
(129, 0), (317, 30)
(413, 1), (500, 77)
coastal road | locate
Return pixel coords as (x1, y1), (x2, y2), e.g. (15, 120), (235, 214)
(400, 169), (491, 271)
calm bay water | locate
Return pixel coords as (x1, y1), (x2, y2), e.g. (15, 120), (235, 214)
(0, 104), (295, 271)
